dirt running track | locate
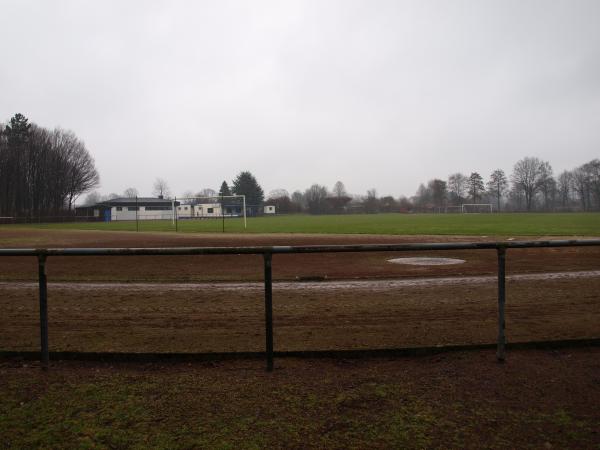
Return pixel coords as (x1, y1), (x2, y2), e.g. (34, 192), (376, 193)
(1, 228), (599, 282)
(0, 229), (599, 353)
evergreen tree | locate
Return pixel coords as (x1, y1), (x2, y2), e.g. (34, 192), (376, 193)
(219, 181), (231, 197)
(468, 172), (485, 202)
(231, 171), (264, 206)
(4, 113), (31, 145)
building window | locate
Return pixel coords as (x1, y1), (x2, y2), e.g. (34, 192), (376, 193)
(116, 207), (122, 211)
(146, 206), (172, 211)
(128, 207), (138, 211)
(207, 208), (214, 213)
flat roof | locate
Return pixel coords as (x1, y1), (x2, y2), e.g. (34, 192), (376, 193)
(77, 197), (180, 208)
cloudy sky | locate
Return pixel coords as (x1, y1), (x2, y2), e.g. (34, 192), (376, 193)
(1, 0), (599, 199)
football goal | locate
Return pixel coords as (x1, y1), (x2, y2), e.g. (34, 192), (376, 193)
(461, 203), (493, 213)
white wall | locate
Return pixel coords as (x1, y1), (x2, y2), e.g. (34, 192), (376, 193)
(194, 203), (222, 217)
(176, 203), (243, 218)
(111, 206), (173, 221)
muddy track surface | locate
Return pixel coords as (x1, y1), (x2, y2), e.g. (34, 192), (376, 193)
(1, 229), (599, 283)
(1, 229), (599, 354)
(1, 270), (600, 292)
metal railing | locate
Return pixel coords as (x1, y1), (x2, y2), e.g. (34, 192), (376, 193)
(1, 239), (599, 371)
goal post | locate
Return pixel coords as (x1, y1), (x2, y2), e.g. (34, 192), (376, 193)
(461, 203), (493, 213)
(174, 194), (247, 229)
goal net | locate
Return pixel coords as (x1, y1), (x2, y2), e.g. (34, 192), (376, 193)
(461, 203), (493, 213)
(174, 195), (247, 228)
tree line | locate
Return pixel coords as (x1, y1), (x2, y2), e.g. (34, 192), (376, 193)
(0, 113), (99, 217)
(85, 155), (600, 216)
(262, 157), (600, 214)
(412, 157), (600, 212)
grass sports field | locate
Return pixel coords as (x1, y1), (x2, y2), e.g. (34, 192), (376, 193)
(4, 212), (600, 235)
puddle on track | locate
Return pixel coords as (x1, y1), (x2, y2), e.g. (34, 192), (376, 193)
(388, 257), (466, 265)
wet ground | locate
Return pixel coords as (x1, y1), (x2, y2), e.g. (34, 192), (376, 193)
(1, 229), (598, 354)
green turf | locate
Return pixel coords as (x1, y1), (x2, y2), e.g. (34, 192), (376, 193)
(2, 212), (600, 236)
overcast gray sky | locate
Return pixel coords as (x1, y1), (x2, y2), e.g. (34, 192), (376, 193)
(1, 0), (599, 199)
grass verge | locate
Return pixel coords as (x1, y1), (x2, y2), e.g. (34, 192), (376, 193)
(1, 348), (599, 449)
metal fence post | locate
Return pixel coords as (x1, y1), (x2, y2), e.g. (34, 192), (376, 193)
(221, 194), (225, 233)
(497, 247), (506, 362)
(135, 196), (139, 232)
(264, 252), (274, 371)
(38, 254), (49, 370)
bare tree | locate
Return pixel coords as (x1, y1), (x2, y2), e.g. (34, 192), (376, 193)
(153, 178), (171, 198)
(196, 188), (216, 198)
(61, 130), (100, 210)
(267, 189), (289, 200)
(123, 187), (138, 198)
(486, 169), (508, 211)
(447, 173), (467, 205)
(0, 114), (99, 216)
(379, 195), (398, 212)
(181, 190), (195, 199)
(557, 170), (573, 208)
(428, 179), (447, 208)
(511, 157), (546, 211)
(364, 188), (379, 213)
(538, 161), (555, 210)
(582, 159), (600, 210)
(413, 183), (432, 209)
(304, 184), (329, 214)
(266, 189), (294, 213)
(572, 166), (590, 210)
(332, 181), (347, 197)
(571, 160), (600, 211)
(290, 190), (305, 212)
(508, 185), (525, 211)
(398, 196), (413, 212)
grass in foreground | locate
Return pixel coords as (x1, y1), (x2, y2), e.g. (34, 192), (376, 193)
(1, 348), (598, 449)
(3, 212), (600, 236)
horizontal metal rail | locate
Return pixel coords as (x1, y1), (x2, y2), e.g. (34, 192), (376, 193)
(1, 239), (599, 371)
(1, 239), (600, 257)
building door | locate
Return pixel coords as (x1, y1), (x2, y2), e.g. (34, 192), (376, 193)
(104, 209), (111, 222)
